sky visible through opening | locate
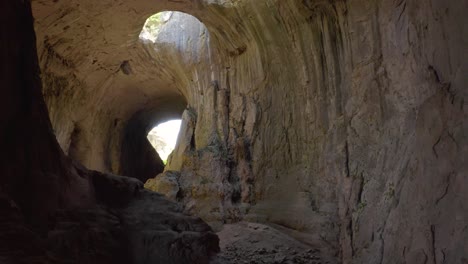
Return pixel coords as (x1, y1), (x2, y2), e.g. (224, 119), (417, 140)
(147, 120), (182, 163)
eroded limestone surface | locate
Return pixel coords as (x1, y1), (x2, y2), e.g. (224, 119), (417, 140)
(28, 0), (468, 263)
(0, 1), (218, 263)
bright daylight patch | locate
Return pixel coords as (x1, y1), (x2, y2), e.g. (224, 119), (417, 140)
(139, 11), (173, 42)
(147, 120), (181, 164)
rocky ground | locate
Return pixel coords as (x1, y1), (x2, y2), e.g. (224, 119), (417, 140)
(211, 222), (332, 264)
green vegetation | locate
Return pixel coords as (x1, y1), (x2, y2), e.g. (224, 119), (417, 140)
(143, 13), (165, 36)
(140, 12), (172, 41)
(384, 183), (395, 200)
(200, 177), (212, 185)
(356, 201), (367, 214)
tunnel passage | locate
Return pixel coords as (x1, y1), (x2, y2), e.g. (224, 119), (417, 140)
(147, 119), (182, 164)
(120, 97), (186, 182)
(36, 9), (210, 180)
(0, 1), (222, 263)
(118, 11), (204, 182)
(10, 0), (468, 263)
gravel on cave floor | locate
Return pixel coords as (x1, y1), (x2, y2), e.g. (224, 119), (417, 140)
(210, 222), (334, 264)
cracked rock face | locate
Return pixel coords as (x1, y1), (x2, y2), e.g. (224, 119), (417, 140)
(28, 0), (468, 263)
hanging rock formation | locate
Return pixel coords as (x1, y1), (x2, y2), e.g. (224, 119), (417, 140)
(1, 0), (466, 263)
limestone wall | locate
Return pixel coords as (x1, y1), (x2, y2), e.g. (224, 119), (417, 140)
(32, 0), (467, 263)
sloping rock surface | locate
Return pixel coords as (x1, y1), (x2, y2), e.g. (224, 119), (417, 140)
(47, 169), (219, 264)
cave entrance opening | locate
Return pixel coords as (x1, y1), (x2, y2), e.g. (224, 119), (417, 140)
(147, 119), (182, 165)
(123, 10), (204, 181)
(139, 11), (174, 42)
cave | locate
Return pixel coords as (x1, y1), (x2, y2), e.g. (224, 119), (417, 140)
(147, 119), (183, 163)
(0, 0), (467, 264)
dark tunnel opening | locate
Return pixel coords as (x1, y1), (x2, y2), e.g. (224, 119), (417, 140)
(119, 98), (185, 182)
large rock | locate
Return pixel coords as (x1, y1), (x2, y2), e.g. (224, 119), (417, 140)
(48, 168), (220, 264)
(145, 171), (181, 201)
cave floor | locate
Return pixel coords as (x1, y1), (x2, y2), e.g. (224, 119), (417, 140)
(211, 222), (333, 264)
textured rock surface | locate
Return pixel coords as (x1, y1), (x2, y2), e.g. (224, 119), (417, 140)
(145, 170), (181, 201)
(48, 169), (219, 264)
(0, 1), (219, 263)
(211, 222), (332, 264)
(30, 0), (468, 263)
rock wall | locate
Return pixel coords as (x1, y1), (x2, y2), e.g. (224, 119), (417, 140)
(32, 0), (467, 263)
(0, 1), (219, 263)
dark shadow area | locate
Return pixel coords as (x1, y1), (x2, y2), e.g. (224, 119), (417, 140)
(120, 98), (185, 182)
